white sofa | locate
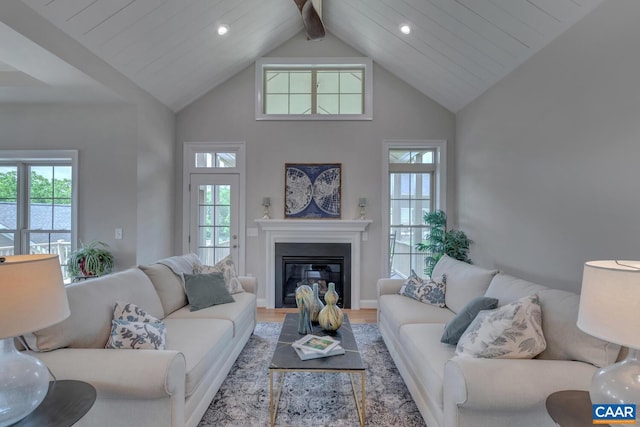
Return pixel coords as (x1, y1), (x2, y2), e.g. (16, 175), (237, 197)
(378, 255), (621, 427)
(24, 255), (257, 427)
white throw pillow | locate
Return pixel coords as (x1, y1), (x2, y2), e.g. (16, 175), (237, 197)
(193, 255), (244, 294)
(455, 294), (546, 359)
(112, 301), (162, 323)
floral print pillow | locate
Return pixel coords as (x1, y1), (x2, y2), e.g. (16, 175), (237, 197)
(106, 319), (166, 350)
(193, 255), (244, 294)
(112, 301), (161, 323)
(455, 294), (546, 359)
(106, 302), (167, 350)
(398, 270), (446, 307)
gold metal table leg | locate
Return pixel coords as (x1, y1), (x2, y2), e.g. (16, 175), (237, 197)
(269, 370), (285, 426)
(350, 372), (366, 427)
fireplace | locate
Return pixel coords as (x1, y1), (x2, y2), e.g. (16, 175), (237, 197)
(275, 243), (351, 308)
(255, 219), (371, 309)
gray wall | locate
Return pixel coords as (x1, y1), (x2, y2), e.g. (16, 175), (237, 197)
(176, 32), (455, 305)
(0, 2), (176, 267)
(0, 104), (139, 270)
(456, 0), (640, 292)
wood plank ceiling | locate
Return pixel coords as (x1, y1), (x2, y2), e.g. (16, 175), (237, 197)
(20, 0), (604, 112)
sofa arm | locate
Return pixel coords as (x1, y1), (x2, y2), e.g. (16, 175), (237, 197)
(443, 357), (596, 425)
(31, 348), (186, 399)
(377, 278), (404, 296)
(239, 276), (257, 294)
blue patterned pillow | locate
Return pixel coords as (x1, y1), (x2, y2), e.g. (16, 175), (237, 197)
(105, 319), (167, 350)
(398, 270), (446, 307)
(112, 301), (161, 323)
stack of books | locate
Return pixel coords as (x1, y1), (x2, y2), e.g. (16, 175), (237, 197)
(292, 334), (345, 360)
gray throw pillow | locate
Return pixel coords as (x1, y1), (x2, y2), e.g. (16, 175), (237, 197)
(440, 296), (499, 345)
(184, 272), (234, 311)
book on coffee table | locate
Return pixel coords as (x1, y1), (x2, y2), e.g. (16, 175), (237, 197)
(294, 344), (346, 360)
(292, 334), (340, 355)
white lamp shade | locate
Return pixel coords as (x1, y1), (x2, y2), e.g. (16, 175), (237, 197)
(0, 254), (70, 338)
(577, 260), (640, 349)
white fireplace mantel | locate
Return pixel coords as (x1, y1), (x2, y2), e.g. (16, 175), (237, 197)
(255, 219), (372, 309)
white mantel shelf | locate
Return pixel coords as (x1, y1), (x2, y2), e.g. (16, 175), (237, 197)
(255, 218), (372, 309)
(255, 218), (371, 232)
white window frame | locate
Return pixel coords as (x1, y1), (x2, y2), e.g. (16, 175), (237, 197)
(0, 149), (78, 274)
(381, 140), (446, 277)
(255, 57), (373, 121)
(182, 141), (246, 273)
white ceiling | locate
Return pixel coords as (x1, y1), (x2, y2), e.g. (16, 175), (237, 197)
(11, 0), (605, 112)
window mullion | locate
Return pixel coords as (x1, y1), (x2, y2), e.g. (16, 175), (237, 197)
(311, 70), (318, 114)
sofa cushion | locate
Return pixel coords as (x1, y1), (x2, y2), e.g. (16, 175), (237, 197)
(399, 270), (446, 307)
(440, 296), (499, 345)
(25, 268), (164, 351)
(456, 294), (546, 359)
(536, 288), (620, 367)
(163, 318), (233, 397)
(183, 272), (235, 311)
(432, 255), (498, 314)
(485, 273), (620, 367)
(106, 319), (167, 350)
(167, 291), (257, 337)
(379, 294), (455, 336)
(138, 263), (187, 317)
(398, 323), (457, 411)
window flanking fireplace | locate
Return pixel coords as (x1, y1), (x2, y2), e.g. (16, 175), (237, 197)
(275, 242), (351, 308)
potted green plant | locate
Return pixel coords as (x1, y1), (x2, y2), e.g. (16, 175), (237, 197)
(66, 241), (114, 280)
(416, 210), (472, 276)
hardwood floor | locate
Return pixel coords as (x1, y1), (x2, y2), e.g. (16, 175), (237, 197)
(257, 307), (377, 324)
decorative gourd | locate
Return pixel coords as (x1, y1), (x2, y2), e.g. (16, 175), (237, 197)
(318, 282), (343, 332)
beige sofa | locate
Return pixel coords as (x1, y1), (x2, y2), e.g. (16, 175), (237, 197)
(24, 255), (257, 427)
(378, 255), (621, 427)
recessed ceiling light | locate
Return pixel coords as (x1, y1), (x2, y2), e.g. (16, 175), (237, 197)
(217, 25), (229, 36)
(400, 24), (411, 35)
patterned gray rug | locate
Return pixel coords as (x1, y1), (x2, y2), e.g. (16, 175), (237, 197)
(198, 322), (426, 427)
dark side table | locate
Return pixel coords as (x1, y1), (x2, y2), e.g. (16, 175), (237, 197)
(546, 390), (610, 427)
(11, 380), (96, 427)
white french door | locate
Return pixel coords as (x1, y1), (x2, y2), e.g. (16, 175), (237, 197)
(189, 174), (239, 265)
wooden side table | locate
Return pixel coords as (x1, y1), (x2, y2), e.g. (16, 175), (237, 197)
(11, 380), (96, 427)
(546, 390), (609, 427)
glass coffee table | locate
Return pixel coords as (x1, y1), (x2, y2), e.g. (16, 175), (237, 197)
(269, 313), (365, 426)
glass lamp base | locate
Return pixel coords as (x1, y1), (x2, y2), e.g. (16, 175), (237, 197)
(0, 337), (49, 427)
(590, 348), (640, 411)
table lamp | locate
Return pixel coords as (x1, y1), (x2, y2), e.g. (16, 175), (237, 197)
(0, 254), (70, 426)
(577, 260), (640, 408)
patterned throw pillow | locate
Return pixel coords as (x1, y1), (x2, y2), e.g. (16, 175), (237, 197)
(398, 270), (446, 307)
(105, 319), (167, 350)
(112, 301), (161, 323)
(193, 255), (244, 294)
(455, 294), (546, 359)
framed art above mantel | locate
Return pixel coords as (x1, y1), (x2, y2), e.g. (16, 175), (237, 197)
(284, 163), (341, 219)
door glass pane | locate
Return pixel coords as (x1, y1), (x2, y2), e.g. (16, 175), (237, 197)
(197, 184), (231, 265)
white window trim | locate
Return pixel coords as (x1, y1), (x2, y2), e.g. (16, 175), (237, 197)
(0, 150), (78, 252)
(381, 140), (446, 277)
(255, 57), (373, 121)
(182, 141), (246, 273)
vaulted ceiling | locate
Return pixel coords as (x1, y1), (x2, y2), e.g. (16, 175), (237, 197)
(11, 0), (605, 112)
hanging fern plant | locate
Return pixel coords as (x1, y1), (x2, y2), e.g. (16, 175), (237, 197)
(416, 210), (472, 277)
(66, 241), (114, 280)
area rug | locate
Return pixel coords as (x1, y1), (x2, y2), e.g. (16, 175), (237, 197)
(198, 322), (426, 427)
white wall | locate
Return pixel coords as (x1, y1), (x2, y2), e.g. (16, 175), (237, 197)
(177, 32), (455, 305)
(0, 104), (138, 270)
(456, 0), (640, 292)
